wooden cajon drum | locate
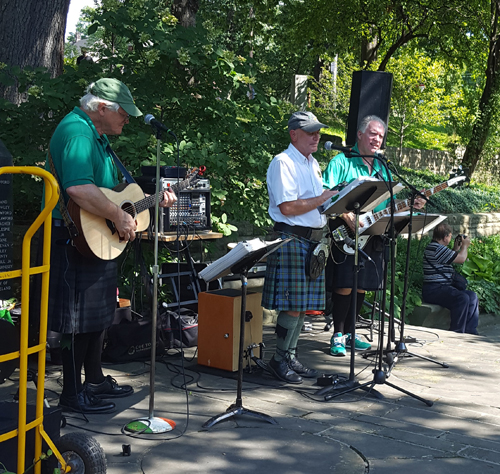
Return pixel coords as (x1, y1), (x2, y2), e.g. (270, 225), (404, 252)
(197, 288), (263, 372)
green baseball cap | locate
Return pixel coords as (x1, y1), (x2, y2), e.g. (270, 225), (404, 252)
(288, 111), (327, 132)
(90, 78), (142, 117)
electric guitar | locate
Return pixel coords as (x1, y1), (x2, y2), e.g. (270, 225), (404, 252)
(330, 175), (466, 255)
(67, 167), (206, 260)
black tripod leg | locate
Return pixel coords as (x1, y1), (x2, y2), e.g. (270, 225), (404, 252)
(323, 380), (384, 401)
(203, 406), (278, 429)
(403, 351), (449, 368)
(384, 380), (434, 407)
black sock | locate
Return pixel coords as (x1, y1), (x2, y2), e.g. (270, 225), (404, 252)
(83, 331), (106, 384)
(61, 332), (91, 397)
(332, 293), (352, 335)
(345, 292), (366, 334)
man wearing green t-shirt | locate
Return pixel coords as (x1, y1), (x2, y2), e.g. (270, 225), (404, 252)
(42, 78), (176, 414)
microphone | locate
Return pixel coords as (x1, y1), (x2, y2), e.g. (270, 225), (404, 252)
(324, 142), (355, 154)
(144, 114), (171, 133)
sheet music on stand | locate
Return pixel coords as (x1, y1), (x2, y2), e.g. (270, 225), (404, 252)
(318, 176), (404, 216)
(360, 212), (447, 237)
(199, 238), (290, 282)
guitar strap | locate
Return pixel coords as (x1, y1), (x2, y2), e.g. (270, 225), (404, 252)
(107, 145), (137, 184)
(47, 149), (80, 238)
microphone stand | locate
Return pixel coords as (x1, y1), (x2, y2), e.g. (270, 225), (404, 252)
(321, 152), (433, 407)
(125, 125), (178, 434)
(381, 162), (449, 371)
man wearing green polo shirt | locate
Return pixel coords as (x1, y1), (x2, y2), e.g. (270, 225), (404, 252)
(323, 115), (424, 357)
(43, 78), (176, 413)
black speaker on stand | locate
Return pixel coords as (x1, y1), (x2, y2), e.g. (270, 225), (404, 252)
(346, 71), (393, 147)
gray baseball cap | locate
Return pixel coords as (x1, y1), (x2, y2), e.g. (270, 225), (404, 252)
(288, 111), (327, 132)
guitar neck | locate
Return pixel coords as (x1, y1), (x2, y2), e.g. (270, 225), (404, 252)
(371, 181), (450, 222)
(134, 176), (197, 214)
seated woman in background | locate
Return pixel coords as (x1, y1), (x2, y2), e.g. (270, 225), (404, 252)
(422, 222), (479, 335)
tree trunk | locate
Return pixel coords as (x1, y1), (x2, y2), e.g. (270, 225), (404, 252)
(360, 28), (378, 69)
(0, 0), (70, 104)
(461, 0), (500, 176)
(172, 0), (199, 27)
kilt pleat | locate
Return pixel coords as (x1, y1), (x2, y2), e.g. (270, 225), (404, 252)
(35, 226), (117, 334)
(327, 235), (385, 291)
(261, 235), (325, 312)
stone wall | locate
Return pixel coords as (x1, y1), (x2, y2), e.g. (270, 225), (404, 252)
(414, 212), (500, 240)
(385, 146), (460, 175)
(385, 146), (500, 184)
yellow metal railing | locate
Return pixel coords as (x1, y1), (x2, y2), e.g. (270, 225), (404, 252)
(0, 166), (69, 474)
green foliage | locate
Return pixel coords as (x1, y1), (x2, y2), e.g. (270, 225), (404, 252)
(212, 213), (238, 236)
(1, 1), (291, 232)
(394, 167), (500, 214)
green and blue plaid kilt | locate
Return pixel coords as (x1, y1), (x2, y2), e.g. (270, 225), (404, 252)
(261, 234), (325, 312)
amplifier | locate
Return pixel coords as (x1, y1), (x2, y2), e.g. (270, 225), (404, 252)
(134, 176), (212, 232)
(161, 178), (211, 232)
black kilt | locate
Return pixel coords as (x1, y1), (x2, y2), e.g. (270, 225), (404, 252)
(326, 235), (386, 291)
(32, 225), (117, 335)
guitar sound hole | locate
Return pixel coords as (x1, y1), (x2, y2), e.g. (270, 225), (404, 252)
(122, 203), (135, 216)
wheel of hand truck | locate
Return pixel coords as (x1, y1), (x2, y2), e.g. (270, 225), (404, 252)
(56, 432), (107, 474)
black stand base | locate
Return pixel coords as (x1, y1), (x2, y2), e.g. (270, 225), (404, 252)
(316, 377), (384, 400)
(318, 369), (434, 407)
(362, 342), (449, 369)
(393, 342), (449, 368)
(202, 403), (278, 429)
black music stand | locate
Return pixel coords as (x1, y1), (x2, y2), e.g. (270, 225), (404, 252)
(318, 176), (403, 216)
(358, 213), (447, 238)
(317, 179), (396, 400)
(199, 239), (288, 429)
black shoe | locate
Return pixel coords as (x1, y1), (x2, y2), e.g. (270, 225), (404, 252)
(85, 375), (134, 399)
(59, 389), (116, 414)
(268, 356), (302, 384)
(288, 358), (318, 378)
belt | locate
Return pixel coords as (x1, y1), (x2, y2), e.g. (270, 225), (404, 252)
(53, 219), (66, 227)
(274, 222), (324, 241)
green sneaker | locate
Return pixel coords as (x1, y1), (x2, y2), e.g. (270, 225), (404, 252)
(330, 332), (346, 357)
(345, 333), (371, 351)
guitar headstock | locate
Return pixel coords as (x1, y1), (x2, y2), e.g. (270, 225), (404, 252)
(185, 166), (206, 181)
(449, 166), (469, 187)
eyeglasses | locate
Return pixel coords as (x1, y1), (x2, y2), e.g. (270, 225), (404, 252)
(105, 105), (129, 121)
(116, 109), (130, 121)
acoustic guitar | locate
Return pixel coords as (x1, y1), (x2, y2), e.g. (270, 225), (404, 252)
(67, 167), (206, 260)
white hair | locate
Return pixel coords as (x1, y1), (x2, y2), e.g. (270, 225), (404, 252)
(80, 82), (120, 112)
(358, 115), (387, 134)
